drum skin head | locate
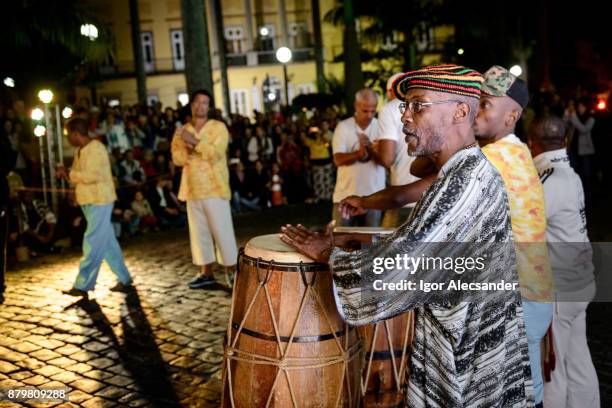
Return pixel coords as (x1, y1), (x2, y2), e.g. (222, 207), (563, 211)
(244, 234), (317, 263)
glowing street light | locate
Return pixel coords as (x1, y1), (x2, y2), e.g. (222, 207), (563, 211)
(3, 77), (15, 87)
(38, 88), (57, 209)
(38, 89), (54, 104)
(457, 48), (465, 55)
(34, 125), (46, 137)
(268, 92), (277, 101)
(275, 47), (292, 64)
(178, 93), (189, 107)
(31, 108), (45, 121)
(509, 65), (523, 77)
(259, 26), (269, 37)
(62, 106), (73, 119)
(80, 23), (99, 41)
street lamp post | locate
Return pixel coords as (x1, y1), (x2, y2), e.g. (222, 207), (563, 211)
(38, 89), (57, 212)
(31, 108), (48, 204)
(55, 105), (66, 194)
(275, 47), (292, 106)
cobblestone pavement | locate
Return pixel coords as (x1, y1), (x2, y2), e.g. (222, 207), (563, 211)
(1, 202), (611, 407)
(0, 204), (330, 407)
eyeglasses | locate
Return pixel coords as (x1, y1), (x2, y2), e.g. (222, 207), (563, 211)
(399, 99), (463, 115)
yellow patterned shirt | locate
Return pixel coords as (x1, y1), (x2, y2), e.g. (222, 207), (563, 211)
(482, 134), (553, 301)
(70, 140), (117, 205)
(171, 120), (231, 201)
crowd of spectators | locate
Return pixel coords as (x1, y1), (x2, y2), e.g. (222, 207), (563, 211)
(0, 98), (343, 258)
(0, 88), (610, 260)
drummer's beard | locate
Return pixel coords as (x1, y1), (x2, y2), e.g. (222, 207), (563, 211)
(403, 125), (444, 157)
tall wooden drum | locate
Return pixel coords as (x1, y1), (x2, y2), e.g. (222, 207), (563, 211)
(332, 226), (414, 407)
(222, 234), (362, 408)
(359, 313), (414, 407)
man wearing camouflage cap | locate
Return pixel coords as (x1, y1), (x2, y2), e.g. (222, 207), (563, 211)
(474, 65), (553, 408)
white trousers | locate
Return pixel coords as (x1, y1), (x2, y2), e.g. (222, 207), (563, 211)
(186, 198), (238, 267)
(544, 281), (600, 408)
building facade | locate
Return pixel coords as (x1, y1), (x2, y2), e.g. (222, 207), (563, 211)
(82, 0), (453, 117)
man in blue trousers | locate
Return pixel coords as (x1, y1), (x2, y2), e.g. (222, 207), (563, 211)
(57, 118), (132, 297)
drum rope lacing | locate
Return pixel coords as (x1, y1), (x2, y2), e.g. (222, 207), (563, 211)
(361, 313), (414, 396)
(222, 249), (362, 408)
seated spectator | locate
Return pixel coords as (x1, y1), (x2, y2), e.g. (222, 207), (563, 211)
(141, 149), (158, 180)
(149, 177), (186, 228)
(57, 192), (85, 247)
(100, 114), (131, 153)
(150, 115), (166, 148)
(162, 107), (177, 139)
(229, 160), (260, 212)
(247, 127), (274, 165)
(16, 191), (57, 254)
(109, 149), (125, 182)
(131, 191), (158, 232)
(111, 200), (139, 239)
(125, 119), (145, 155)
(138, 113), (157, 150)
(252, 160), (271, 208)
(154, 152), (171, 175)
(120, 149), (146, 185)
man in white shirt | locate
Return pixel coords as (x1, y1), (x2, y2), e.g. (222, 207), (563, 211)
(332, 89), (384, 226)
(529, 115), (600, 408)
(120, 149), (145, 185)
(99, 114), (131, 153)
(372, 73), (419, 227)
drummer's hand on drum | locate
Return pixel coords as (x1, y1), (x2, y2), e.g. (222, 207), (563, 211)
(280, 221), (335, 263)
(339, 196), (367, 218)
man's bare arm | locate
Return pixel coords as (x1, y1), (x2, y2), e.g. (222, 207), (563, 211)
(344, 175), (436, 212)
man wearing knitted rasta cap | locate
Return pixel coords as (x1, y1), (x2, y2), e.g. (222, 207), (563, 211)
(280, 64), (535, 407)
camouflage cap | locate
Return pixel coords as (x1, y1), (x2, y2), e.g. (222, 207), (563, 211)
(482, 65), (529, 108)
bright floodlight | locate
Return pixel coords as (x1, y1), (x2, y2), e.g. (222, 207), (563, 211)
(268, 92), (277, 101)
(62, 107), (73, 119)
(457, 48), (464, 55)
(178, 93), (189, 106)
(260, 27), (269, 37)
(3, 77), (15, 87)
(31, 108), (44, 121)
(34, 125), (46, 137)
(509, 65), (523, 77)
(80, 24), (99, 41)
(38, 89), (54, 104)
(276, 47), (292, 64)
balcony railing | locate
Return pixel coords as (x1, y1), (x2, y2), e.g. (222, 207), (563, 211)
(98, 34), (316, 78)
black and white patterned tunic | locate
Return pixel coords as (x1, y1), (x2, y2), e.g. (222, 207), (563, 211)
(329, 147), (535, 407)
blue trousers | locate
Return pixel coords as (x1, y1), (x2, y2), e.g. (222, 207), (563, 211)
(74, 204), (131, 291)
(523, 300), (553, 404)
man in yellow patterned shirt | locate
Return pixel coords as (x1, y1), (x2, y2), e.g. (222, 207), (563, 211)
(474, 66), (553, 408)
(58, 118), (132, 297)
(171, 89), (237, 289)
